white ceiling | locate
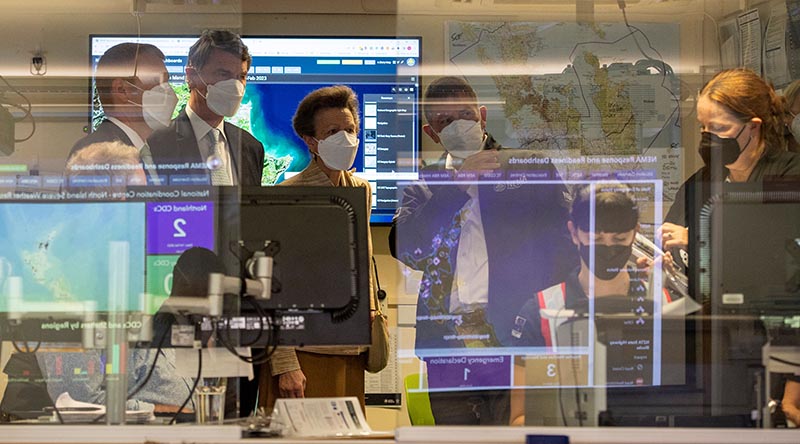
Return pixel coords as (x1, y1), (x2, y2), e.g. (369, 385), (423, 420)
(0, 0), (701, 16)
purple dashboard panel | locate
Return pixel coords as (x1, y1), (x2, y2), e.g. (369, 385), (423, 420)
(146, 201), (215, 254)
(425, 354), (512, 390)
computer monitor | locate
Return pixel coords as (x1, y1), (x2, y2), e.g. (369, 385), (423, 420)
(695, 182), (800, 315)
(548, 182), (798, 428)
(0, 185), (369, 422)
(609, 180), (800, 428)
(582, 321), (766, 428)
(89, 35), (422, 224)
(215, 185), (371, 348)
(695, 182), (800, 424)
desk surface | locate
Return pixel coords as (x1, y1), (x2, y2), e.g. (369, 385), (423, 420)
(0, 425), (394, 444)
(1, 425), (798, 444)
(395, 426), (799, 444)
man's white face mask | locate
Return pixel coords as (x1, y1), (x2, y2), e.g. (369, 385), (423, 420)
(198, 75), (245, 118)
(436, 119), (484, 158)
(141, 82), (178, 130)
(126, 81), (178, 130)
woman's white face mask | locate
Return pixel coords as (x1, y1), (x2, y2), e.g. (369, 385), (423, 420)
(315, 130), (359, 171)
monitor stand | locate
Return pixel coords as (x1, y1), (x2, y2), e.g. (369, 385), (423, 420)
(524, 317), (607, 426)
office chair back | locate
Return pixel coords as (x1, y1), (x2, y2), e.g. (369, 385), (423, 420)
(403, 373), (435, 425)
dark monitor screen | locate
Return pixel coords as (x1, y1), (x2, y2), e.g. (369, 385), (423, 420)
(577, 319), (765, 428)
(215, 185), (371, 347)
(143, 185), (371, 348)
(693, 182), (800, 314)
(89, 35), (422, 224)
(642, 180), (800, 428)
(579, 182), (800, 428)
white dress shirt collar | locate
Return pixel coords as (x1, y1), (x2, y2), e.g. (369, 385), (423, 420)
(186, 104), (226, 144)
(105, 117), (145, 151)
(186, 104), (236, 185)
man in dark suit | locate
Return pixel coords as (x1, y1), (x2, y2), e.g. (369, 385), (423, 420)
(389, 76), (577, 425)
(147, 30), (264, 186)
(68, 43), (175, 183)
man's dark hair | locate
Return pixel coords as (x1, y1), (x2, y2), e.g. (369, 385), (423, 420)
(187, 29), (252, 71)
(570, 183), (639, 233)
(292, 85), (360, 138)
(95, 43), (165, 106)
(422, 76), (479, 123)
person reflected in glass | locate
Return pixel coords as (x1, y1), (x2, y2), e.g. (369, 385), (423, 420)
(390, 76), (576, 425)
(509, 184), (674, 425)
(511, 183), (672, 347)
(68, 42), (175, 185)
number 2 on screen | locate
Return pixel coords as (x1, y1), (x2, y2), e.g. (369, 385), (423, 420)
(173, 218), (187, 238)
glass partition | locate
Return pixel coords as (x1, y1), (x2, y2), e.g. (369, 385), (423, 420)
(392, 0), (800, 430)
(0, 0), (798, 435)
(0, 1), (377, 425)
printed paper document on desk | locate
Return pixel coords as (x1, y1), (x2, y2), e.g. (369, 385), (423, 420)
(52, 392), (155, 423)
(272, 397), (390, 438)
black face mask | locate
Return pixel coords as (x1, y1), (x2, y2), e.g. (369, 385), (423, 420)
(697, 128), (745, 171)
(578, 242), (633, 281)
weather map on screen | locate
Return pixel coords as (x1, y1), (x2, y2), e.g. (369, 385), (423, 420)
(0, 202), (146, 312)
